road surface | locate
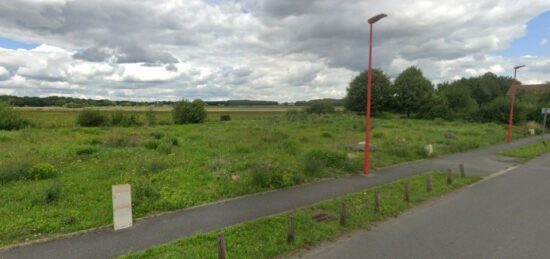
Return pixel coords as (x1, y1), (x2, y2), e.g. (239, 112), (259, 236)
(292, 152), (550, 259)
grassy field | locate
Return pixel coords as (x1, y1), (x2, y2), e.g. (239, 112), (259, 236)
(500, 140), (550, 160)
(122, 172), (480, 258)
(16, 106), (300, 128)
(0, 111), (529, 247)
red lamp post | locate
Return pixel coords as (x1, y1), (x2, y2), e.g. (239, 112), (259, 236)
(506, 65), (525, 143)
(364, 13), (387, 176)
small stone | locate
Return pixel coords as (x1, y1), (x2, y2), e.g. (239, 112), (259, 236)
(444, 131), (455, 139)
(347, 153), (357, 160)
(231, 175), (240, 181)
(345, 142), (377, 152)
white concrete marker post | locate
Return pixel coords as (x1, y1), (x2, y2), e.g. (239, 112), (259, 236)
(112, 184), (133, 230)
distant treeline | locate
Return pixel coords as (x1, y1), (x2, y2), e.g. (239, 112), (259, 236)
(294, 98), (345, 106)
(0, 95), (280, 107)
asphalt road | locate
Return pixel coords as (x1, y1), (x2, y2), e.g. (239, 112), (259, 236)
(292, 152), (550, 259)
(0, 136), (543, 259)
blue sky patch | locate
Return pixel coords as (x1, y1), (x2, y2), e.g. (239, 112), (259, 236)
(0, 36), (39, 50)
(497, 10), (550, 57)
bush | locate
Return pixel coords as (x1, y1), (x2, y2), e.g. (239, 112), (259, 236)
(34, 182), (62, 205)
(285, 110), (307, 121)
(150, 132), (165, 139)
(75, 146), (99, 155)
(250, 164), (272, 189)
(0, 161), (32, 184)
(305, 102), (336, 114)
(110, 112), (142, 127)
(220, 114), (231, 121)
(144, 140), (160, 150)
(172, 99), (207, 124)
(0, 162), (57, 184)
(102, 131), (142, 147)
(76, 109), (107, 127)
(303, 156), (324, 177)
(137, 158), (168, 175)
(0, 102), (30, 130)
(306, 149), (347, 168)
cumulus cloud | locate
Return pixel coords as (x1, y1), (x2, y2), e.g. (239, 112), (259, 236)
(0, 0), (548, 101)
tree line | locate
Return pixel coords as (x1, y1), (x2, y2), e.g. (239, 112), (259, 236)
(0, 96), (278, 107)
(345, 66), (550, 124)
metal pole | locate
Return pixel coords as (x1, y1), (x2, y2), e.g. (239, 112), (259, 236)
(365, 23), (373, 176)
(507, 70), (517, 143)
(543, 113), (547, 140)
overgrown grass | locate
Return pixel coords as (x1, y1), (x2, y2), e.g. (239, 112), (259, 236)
(122, 172), (480, 258)
(0, 113), (529, 246)
(500, 140), (550, 160)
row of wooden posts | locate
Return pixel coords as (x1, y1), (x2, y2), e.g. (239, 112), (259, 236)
(216, 164), (467, 258)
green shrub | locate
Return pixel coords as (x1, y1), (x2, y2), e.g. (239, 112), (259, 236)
(285, 110), (307, 121)
(305, 102), (336, 114)
(0, 102), (30, 130)
(220, 114), (231, 121)
(137, 158), (168, 175)
(25, 163), (58, 180)
(307, 149), (347, 168)
(303, 156), (324, 177)
(250, 164), (271, 189)
(102, 131), (142, 147)
(172, 99), (207, 124)
(156, 141), (173, 154)
(75, 146), (99, 155)
(33, 183), (62, 205)
(110, 112), (142, 127)
(144, 140), (160, 150)
(150, 132), (165, 139)
(76, 109), (107, 127)
(321, 132), (333, 138)
(0, 161), (32, 184)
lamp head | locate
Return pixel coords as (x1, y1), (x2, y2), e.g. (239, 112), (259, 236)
(514, 65), (526, 70)
(368, 13), (387, 24)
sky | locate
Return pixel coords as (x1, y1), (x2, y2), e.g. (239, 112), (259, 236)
(0, 0), (549, 102)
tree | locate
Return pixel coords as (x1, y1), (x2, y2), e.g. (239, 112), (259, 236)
(172, 99), (207, 124)
(429, 83), (479, 120)
(344, 69), (394, 115)
(394, 66), (434, 117)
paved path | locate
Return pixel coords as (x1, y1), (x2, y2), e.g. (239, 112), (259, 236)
(0, 136), (544, 259)
(291, 152), (550, 259)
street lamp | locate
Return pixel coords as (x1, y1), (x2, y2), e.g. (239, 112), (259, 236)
(507, 65), (526, 143)
(364, 13), (387, 176)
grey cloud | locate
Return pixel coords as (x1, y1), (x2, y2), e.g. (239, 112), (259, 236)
(0, 0), (549, 102)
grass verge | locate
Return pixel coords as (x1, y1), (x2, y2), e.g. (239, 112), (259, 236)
(122, 172), (480, 259)
(499, 140), (550, 160)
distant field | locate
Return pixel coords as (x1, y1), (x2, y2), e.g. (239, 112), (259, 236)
(15, 106), (306, 128)
(0, 112), (530, 247)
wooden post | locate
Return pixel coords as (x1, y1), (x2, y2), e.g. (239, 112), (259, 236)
(374, 192), (381, 212)
(427, 174), (433, 192)
(459, 164), (465, 178)
(287, 214), (295, 243)
(340, 201), (347, 226)
(447, 169), (453, 185)
(404, 182), (410, 202)
(218, 233), (226, 259)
